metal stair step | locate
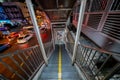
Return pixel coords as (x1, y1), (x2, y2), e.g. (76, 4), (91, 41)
(39, 78), (81, 80)
(40, 72), (58, 79)
(40, 72), (80, 79)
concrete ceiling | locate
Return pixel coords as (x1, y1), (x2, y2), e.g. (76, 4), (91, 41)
(34, 0), (76, 22)
(9, 0), (77, 22)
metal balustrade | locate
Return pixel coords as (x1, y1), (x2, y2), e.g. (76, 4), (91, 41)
(66, 31), (75, 56)
(44, 41), (54, 57)
(66, 42), (120, 80)
(0, 45), (44, 80)
(66, 42), (74, 56)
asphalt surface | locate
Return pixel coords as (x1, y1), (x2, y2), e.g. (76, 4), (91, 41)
(0, 34), (38, 54)
(0, 28), (52, 54)
(0, 27), (52, 79)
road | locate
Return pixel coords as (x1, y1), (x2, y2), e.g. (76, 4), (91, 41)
(1, 34), (38, 54)
(0, 28), (52, 79)
(0, 28), (52, 54)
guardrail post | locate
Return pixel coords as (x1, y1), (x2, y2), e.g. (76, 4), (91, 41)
(72, 0), (87, 64)
(25, 0), (48, 65)
(51, 23), (55, 50)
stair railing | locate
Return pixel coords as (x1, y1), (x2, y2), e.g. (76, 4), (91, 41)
(44, 40), (54, 57)
(66, 41), (120, 80)
(0, 45), (45, 80)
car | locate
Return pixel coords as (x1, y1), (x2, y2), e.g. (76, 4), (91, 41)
(0, 43), (11, 52)
(7, 32), (19, 41)
(23, 25), (40, 30)
(17, 34), (33, 43)
(23, 26), (33, 30)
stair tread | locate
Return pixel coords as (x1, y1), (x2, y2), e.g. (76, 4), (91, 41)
(39, 78), (82, 80)
(39, 45), (81, 80)
(43, 67), (76, 72)
(41, 71), (79, 78)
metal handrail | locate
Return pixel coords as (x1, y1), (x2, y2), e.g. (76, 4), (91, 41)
(66, 41), (120, 80)
(66, 41), (120, 56)
(44, 40), (54, 57)
(0, 45), (38, 57)
(0, 45), (45, 80)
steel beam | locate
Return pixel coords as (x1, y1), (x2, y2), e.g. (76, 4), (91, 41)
(25, 0), (48, 65)
(45, 8), (72, 11)
(72, 0), (87, 64)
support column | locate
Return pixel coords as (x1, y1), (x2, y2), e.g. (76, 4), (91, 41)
(72, 0), (87, 64)
(50, 23), (55, 50)
(97, 0), (114, 31)
(25, 0), (48, 65)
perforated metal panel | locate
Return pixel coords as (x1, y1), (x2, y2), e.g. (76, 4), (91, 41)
(102, 13), (120, 40)
(87, 14), (102, 29)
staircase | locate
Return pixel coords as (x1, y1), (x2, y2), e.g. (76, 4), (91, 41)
(39, 45), (82, 80)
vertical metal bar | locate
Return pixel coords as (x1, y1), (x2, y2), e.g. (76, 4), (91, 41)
(35, 46), (44, 64)
(33, 47), (41, 64)
(31, 49), (39, 66)
(0, 59), (25, 80)
(9, 55), (30, 77)
(71, 43), (74, 55)
(37, 47), (43, 61)
(80, 47), (86, 64)
(95, 55), (112, 77)
(51, 24), (55, 50)
(84, 49), (93, 66)
(36, 46), (44, 63)
(81, 48), (89, 65)
(33, 47), (41, 65)
(77, 45), (83, 64)
(97, 0), (114, 31)
(84, 0), (93, 26)
(17, 54), (33, 73)
(91, 52), (102, 71)
(56, 0), (59, 8)
(75, 6), (78, 22)
(116, 1), (120, 10)
(26, 50), (37, 69)
(25, 0), (48, 65)
(72, 0), (87, 64)
(112, 0), (117, 10)
(78, 45), (84, 62)
(22, 52), (35, 70)
(88, 50), (97, 69)
(35, 47), (42, 61)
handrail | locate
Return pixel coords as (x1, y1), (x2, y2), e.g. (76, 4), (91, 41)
(66, 41), (120, 56)
(66, 41), (120, 80)
(81, 44), (120, 56)
(0, 45), (45, 80)
(0, 45), (38, 57)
